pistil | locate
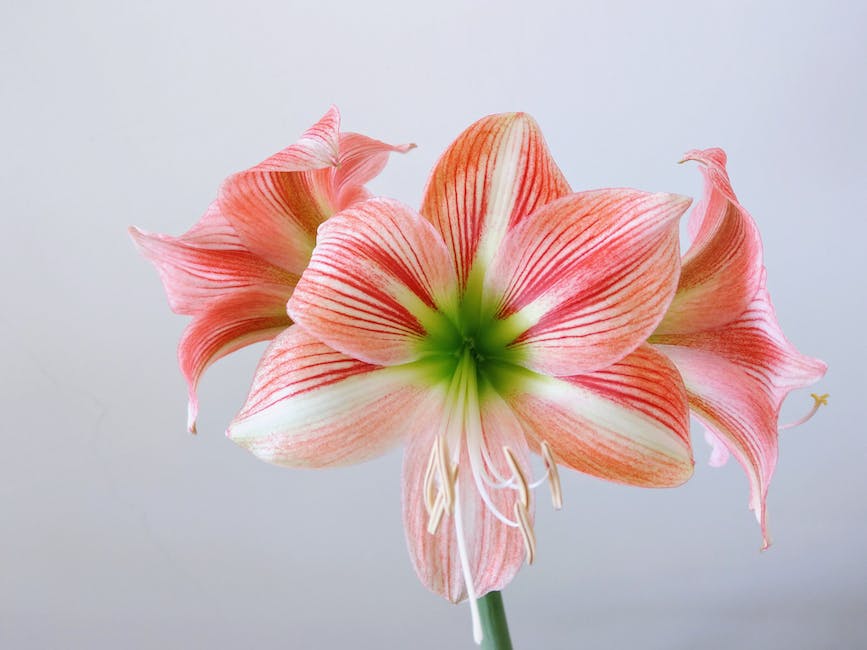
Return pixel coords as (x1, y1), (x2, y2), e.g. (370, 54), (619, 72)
(780, 393), (829, 430)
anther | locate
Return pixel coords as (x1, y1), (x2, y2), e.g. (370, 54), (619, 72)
(423, 442), (439, 515)
(503, 446), (529, 508)
(436, 436), (455, 512)
(540, 441), (563, 510)
(427, 491), (446, 535)
(513, 501), (536, 565)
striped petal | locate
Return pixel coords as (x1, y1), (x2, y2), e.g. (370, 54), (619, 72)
(403, 396), (530, 603)
(287, 198), (457, 366)
(508, 345), (693, 487)
(218, 168), (334, 273)
(250, 105), (341, 172)
(333, 132), (416, 210)
(421, 113), (571, 288)
(219, 124), (415, 274)
(227, 326), (435, 467)
(656, 148), (764, 334)
(129, 203), (295, 315)
(179, 286), (293, 433)
(653, 277), (826, 547)
(486, 190), (689, 377)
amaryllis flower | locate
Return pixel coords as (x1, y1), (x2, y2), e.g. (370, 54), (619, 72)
(650, 148), (827, 548)
(226, 113), (695, 641)
(129, 107), (414, 431)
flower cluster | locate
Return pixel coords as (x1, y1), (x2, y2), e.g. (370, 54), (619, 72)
(131, 108), (826, 643)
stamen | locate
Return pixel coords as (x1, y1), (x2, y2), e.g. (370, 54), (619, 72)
(462, 363), (520, 528)
(513, 501), (536, 565)
(540, 441), (563, 510)
(529, 470), (549, 489)
(503, 446), (529, 508)
(436, 435), (455, 512)
(479, 435), (512, 488)
(427, 490), (446, 535)
(423, 441), (439, 515)
(780, 393), (829, 430)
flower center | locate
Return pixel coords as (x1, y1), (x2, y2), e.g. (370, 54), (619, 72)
(415, 280), (563, 644)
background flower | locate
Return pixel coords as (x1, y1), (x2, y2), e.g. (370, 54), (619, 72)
(130, 107), (414, 431)
(650, 148), (827, 548)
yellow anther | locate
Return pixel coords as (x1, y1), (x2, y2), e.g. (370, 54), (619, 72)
(811, 393), (829, 407)
(503, 446), (529, 508)
(427, 491), (446, 535)
(513, 501), (536, 565)
(540, 441), (563, 511)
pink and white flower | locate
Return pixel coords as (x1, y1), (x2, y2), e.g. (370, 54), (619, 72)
(650, 148), (827, 548)
(129, 107), (414, 431)
(226, 113), (695, 642)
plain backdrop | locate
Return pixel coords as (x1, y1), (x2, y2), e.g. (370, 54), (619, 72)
(2, 1), (865, 648)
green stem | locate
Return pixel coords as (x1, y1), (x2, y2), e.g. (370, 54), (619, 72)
(478, 591), (513, 649)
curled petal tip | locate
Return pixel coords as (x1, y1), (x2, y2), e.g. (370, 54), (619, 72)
(669, 192), (693, 208)
(680, 147), (728, 169)
(396, 142), (418, 153)
(128, 225), (152, 251)
(187, 400), (198, 434)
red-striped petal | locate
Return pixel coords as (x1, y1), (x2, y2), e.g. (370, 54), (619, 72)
(227, 326), (435, 467)
(508, 345), (693, 487)
(218, 168), (334, 273)
(219, 125), (415, 274)
(179, 286), (293, 432)
(403, 396), (530, 602)
(421, 113), (571, 288)
(653, 277), (826, 546)
(287, 198), (456, 366)
(656, 148), (764, 334)
(250, 105), (341, 172)
(486, 189), (689, 377)
(333, 132), (416, 210)
(129, 204), (296, 316)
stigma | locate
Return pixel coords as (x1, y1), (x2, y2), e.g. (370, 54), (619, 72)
(780, 392), (829, 430)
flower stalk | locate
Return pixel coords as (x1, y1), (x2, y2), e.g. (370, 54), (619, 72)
(478, 591), (513, 650)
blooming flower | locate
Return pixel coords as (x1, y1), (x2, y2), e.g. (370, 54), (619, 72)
(226, 113), (695, 641)
(129, 107), (414, 431)
(649, 148), (827, 548)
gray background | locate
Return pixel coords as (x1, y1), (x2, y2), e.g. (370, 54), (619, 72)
(2, 1), (865, 648)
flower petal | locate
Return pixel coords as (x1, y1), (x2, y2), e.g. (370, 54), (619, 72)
(333, 132), (416, 210)
(507, 344), (693, 487)
(653, 277), (827, 547)
(179, 287), (293, 432)
(421, 113), (571, 287)
(129, 203), (296, 315)
(218, 168), (334, 273)
(250, 105), (341, 172)
(288, 198), (456, 366)
(227, 325), (436, 467)
(656, 148), (764, 334)
(403, 395), (530, 602)
(486, 189), (689, 377)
